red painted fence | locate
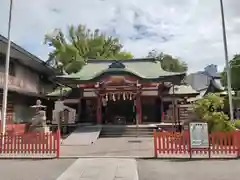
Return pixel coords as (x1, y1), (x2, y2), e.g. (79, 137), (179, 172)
(153, 130), (240, 158)
(5, 124), (26, 134)
(0, 130), (60, 158)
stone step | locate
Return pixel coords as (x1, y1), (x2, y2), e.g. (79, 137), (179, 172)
(157, 123), (183, 132)
(63, 126), (101, 145)
(100, 134), (152, 137)
(101, 131), (153, 135)
(100, 126), (155, 137)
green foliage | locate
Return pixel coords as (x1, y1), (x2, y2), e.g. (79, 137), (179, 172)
(147, 50), (188, 72)
(115, 51), (133, 59)
(44, 25), (133, 74)
(221, 54), (240, 91)
(234, 120), (240, 129)
(194, 93), (235, 132)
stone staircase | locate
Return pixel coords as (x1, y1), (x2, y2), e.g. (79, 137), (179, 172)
(157, 122), (183, 132)
(63, 125), (101, 145)
(100, 125), (155, 137)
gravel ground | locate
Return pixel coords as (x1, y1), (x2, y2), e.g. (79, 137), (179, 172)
(0, 159), (76, 180)
(137, 159), (240, 180)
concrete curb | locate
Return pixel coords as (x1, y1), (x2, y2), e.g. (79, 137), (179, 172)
(58, 156), (240, 160)
(59, 155), (145, 159)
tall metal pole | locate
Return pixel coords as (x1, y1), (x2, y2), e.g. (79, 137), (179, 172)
(220, 0), (234, 121)
(1, 0), (13, 133)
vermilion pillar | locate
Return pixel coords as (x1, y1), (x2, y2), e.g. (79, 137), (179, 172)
(136, 94), (142, 124)
(96, 95), (102, 124)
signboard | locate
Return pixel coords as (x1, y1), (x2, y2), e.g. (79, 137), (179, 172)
(55, 101), (64, 111)
(189, 122), (209, 148)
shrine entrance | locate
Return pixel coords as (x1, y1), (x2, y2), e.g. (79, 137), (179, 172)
(95, 75), (142, 125)
(101, 92), (137, 125)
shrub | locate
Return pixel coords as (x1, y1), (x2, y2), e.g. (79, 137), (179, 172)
(194, 93), (235, 132)
(234, 120), (240, 129)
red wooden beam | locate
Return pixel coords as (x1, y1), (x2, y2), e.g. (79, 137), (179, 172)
(78, 82), (162, 89)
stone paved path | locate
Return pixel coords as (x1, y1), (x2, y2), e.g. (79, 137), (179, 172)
(56, 158), (138, 180)
(0, 159), (75, 180)
(2, 158), (240, 180)
(137, 159), (240, 180)
(61, 137), (153, 157)
(63, 126), (101, 145)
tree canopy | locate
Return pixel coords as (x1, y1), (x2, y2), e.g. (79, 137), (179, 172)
(221, 54), (240, 91)
(147, 50), (188, 72)
(44, 25), (133, 74)
(194, 93), (235, 132)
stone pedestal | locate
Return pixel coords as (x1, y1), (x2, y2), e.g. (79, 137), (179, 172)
(29, 100), (50, 133)
(32, 126), (50, 133)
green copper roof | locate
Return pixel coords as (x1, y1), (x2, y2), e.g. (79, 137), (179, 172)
(57, 58), (185, 82)
(47, 87), (72, 97)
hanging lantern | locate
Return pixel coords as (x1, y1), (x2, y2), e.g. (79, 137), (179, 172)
(105, 93), (108, 102)
(102, 97), (107, 107)
(123, 92), (126, 100)
(112, 93), (116, 101)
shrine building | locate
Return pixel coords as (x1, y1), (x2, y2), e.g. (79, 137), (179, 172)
(49, 58), (199, 127)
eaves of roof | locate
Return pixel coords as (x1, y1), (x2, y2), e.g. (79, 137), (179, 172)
(0, 34), (55, 76)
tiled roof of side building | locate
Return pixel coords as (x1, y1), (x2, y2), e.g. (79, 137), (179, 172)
(0, 34), (55, 76)
(168, 85), (199, 96)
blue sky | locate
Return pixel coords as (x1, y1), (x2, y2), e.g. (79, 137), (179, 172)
(0, 0), (240, 72)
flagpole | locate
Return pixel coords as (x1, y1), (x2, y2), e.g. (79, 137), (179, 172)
(1, 0), (13, 133)
(220, 0), (234, 121)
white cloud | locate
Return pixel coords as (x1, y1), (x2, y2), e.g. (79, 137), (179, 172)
(0, 0), (240, 73)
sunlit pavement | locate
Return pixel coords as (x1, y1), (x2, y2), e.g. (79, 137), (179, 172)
(0, 159), (75, 180)
(60, 137), (154, 157)
(56, 158), (138, 180)
(137, 159), (240, 180)
(1, 158), (240, 180)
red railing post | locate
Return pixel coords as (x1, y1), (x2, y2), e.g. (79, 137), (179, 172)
(187, 131), (192, 158)
(208, 133), (211, 158)
(153, 129), (158, 157)
(0, 129), (62, 158)
(236, 131), (240, 158)
(161, 112), (164, 121)
(56, 129), (60, 158)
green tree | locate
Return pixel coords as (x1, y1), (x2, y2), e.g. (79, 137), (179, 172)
(44, 25), (133, 74)
(194, 93), (235, 132)
(221, 54), (240, 91)
(147, 50), (188, 72)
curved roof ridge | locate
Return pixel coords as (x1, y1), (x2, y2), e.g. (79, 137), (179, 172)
(87, 58), (156, 63)
(91, 68), (146, 80)
(55, 58), (186, 83)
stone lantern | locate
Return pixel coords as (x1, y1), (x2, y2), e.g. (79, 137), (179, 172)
(29, 99), (49, 132)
